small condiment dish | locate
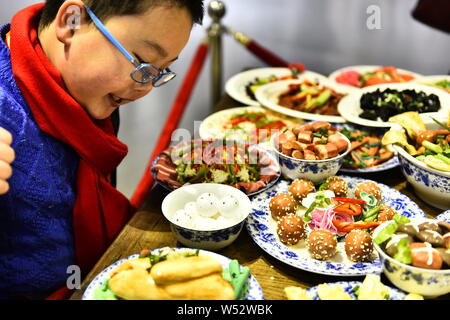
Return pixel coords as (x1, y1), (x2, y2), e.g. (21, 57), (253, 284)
(270, 132), (351, 185)
(161, 183), (252, 251)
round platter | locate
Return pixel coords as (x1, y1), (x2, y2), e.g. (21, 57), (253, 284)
(83, 248), (265, 300)
(225, 67), (328, 106)
(254, 76), (357, 123)
(246, 177), (427, 276)
(337, 83), (450, 128)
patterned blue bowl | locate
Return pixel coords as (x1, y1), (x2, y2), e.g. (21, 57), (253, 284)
(391, 116), (450, 210)
(161, 183), (252, 251)
(373, 218), (450, 298)
(270, 132), (351, 184)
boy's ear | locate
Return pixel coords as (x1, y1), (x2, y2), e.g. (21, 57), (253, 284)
(54, 0), (88, 45)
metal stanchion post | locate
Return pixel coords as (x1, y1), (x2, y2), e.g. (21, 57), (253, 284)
(207, 0), (226, 108)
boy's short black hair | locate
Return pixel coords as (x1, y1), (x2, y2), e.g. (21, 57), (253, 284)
(39, 0), (204, 30)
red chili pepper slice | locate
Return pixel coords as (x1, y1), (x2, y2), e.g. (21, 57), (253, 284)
(332, 220), (351, 231)
(332, 197), (366, 205)
(332, 220), (381, 233)
(334, 203), (363, 216)
(340, 221), (381, 233)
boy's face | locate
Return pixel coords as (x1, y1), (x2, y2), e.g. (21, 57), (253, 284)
(55, 5), (193, 120)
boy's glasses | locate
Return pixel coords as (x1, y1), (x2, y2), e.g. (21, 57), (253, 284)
(84, 6), (176, 87)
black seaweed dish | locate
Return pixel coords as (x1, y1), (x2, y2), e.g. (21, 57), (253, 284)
(359, 89), (440, 121)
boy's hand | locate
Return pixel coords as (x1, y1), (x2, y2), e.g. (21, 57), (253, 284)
(0, 127), (15, 194)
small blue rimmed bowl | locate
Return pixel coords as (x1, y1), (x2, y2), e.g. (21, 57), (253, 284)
(161, 183), (252, 251)
(270, 131), (351, 185)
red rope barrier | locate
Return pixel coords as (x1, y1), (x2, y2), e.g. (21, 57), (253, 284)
(228, 29), (289, 67)
(246, 39), (289, 67)
(130, 40), (209, 209)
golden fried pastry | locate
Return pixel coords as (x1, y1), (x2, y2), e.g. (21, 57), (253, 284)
(161, 273), (234, 300)
(109, 262), (167, 300)
(108, 254), (235, 300)
(150, 255), (223, 285)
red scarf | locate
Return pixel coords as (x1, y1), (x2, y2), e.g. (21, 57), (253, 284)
(9, 4), (134, 273)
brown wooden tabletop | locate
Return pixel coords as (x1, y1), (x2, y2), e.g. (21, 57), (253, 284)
(70, 94), (450, 300)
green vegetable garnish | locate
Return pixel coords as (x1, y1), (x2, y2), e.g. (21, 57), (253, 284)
(422, 140), (443, 154)
(93, 278), (118, 300)
(430, 116), (450, 131)
(393, 239), (413, 265)
(359, 192), (378, 207)
(352, 285), (361, 297)
(223, 260), (250, 300)
(318, 180), (330, 191)
(363, 206), (381, 222)
(374, 214), (411, 245)
(352, 152), (367, 167)
(393, 213), (410, 226)
(435, 154), (450, 165)
(373, 223), (398, 245)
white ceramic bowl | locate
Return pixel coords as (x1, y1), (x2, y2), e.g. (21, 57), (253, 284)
(372, 219), (450, 298)
(161, 183), (252, 251)
(390, 115), (450, 210)
(270, 131), (351, 185)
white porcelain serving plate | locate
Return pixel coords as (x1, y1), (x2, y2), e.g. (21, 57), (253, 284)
(225, 67), (328, 106)
(337, 83), (450, 128)
(328, 65), (422, 90)
(254, 76), (357, 123)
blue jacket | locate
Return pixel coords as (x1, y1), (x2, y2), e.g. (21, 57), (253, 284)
(0, 23), (79, 299)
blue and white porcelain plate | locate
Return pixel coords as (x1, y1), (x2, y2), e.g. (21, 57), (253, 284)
(151, 140), (281, 197)
(246, 176), (427, 276)
(82, 248), (264, 300)
(306, 281), (408, 300)
(436, 210), (450, 223)
(339, 156), (399, 173)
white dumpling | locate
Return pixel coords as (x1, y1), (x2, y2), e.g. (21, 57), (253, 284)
(184, 201), (199, 217)
(172, 209), (196, 229)
(196, 193), (219, 218)
(216, 216), (236, 229)
(195, 217), (219, 231)
(218, 195), (241, 219)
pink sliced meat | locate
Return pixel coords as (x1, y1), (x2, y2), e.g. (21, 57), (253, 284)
(303, 149), (317, 160)
(328, 133), (349, 153)
(297, 130), (313, 143)
(233, 181), (266, 194)
(311, 121), (332, 132)
(292, 123), (313, 135)
(291, 149), (303, 159)
(314, 143), (338, 160)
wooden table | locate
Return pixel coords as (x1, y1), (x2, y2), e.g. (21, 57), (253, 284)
(70, 95), (449, 300)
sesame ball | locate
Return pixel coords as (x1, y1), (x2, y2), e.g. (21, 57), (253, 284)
(306, 229), (338, 260)
(377, 204), (397, 222)
(269, 193), (298, 221)
(324, 176), (348, 197)
(288, 179), (315, 203)
(354, 181), (382, 202)
(277, 214), (306, 245)
(344, 230), (374, 262)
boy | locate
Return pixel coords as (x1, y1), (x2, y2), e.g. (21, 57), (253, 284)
(0, 0), (204, 299)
